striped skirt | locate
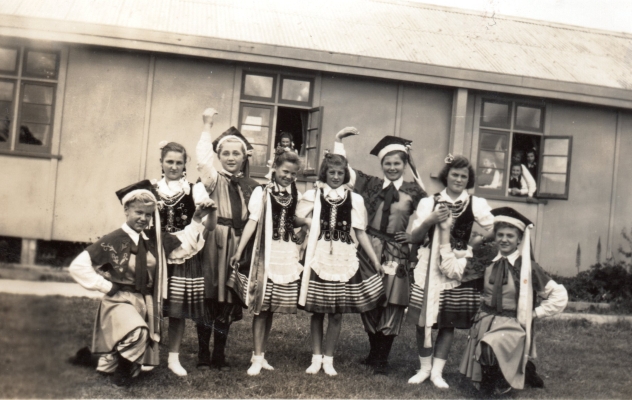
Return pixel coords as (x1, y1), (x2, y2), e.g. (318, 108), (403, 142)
(228, 269), (300, 314)
(164, 253), (209, 322)
(304, 262), (385, 314)
(408, 279), (483, 329)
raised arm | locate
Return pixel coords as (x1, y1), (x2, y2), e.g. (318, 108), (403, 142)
(197, 108), (219, 192)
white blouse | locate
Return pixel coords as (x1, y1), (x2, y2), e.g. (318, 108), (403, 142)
(409, 189), (494, 234)
(248, 185), (303, 222)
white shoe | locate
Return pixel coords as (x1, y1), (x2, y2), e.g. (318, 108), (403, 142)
(408, 369), (431, 384)
(168, 361), (188, 377)
(251, 352), (274, 370)
(140, 365), (155, 372)
(322, 356), (337, 376)
(431, 375), (449, 389)
(248, 355), (263, 376)
(305, 355), (323, 374)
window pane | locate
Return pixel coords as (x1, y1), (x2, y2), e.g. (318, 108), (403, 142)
(480, 131), (507, 151)
(539, 173), (566, 195)
(281, 79), (310, 102)
(0, 81), (14, 101)
(23, 84), (53, 105)
(243, 74), (274, 98)
(481, 101), (509, 128)
(24, 51), (58, 79)
(0, 47), (18, 73)
(477, 167), (504, 190)
(306, 148), (318, 170)
(241, 106), (271, 127)
(515, 105), (542, 130)
(18, 123), (48, 146)
(250, 144), (268, 167)
(21, 104), (52, 124)
(542, 156), (568, 173)
(478, 150), (505, 169)
(241, 126), (269, 146)
(543, 138), (569, 156)
(0, 114), (9, 143)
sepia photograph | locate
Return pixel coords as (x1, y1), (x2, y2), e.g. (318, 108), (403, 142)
(0, 0), (631, 398)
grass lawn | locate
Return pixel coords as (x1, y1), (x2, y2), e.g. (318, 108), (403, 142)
(1, 293), (631, 399)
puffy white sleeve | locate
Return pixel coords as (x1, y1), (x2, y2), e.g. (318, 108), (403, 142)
(333, 141), (357, 189)
(535, 280), (568, 318)
(169, 219), (207, 262)
(68, 251), (112, 294)
(408, 196), (435, 233)
(296, 189), (316, 218)
(248, 186), (264, 222)
(196, 131), (218, 192)
(521, 164), (537, 197)
(437, 243), (471, 281)
(351, 192), (368, 230)
(192, 181), (211, 205)
(472, 196), (494, 231)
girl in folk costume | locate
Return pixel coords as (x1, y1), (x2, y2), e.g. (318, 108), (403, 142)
(68, 181), (216, 386)
(454, 208), (568, 395)
(296, 153), (385, 376)
(152, 141), (211, 377)
(334, 128), (427, 374)
(405, 155), (494, 388)
(229, 147), (309, 376)
(195, 109), (260, 371)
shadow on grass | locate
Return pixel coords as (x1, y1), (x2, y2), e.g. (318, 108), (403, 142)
(1, 293), (631, 398)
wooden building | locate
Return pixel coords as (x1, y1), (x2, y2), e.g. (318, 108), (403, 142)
(0, 0), (631, 275)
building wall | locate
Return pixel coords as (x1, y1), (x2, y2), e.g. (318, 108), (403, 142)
(52, 47), (150, 242)
(612, 111), (632, 266)
(534, 103), (618, 275)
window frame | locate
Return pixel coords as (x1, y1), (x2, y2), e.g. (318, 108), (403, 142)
(474, 96), (571, 201)
(237, 68), (320, 177)
(237, 102), (275, 176)
(0, 40), (64, 157)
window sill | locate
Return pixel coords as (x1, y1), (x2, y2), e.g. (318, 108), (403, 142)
(478, 194), (548, 205)
(0, 149), (62, 160)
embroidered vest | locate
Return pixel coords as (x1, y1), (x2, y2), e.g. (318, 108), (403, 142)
(156, 183), (196, 233)
(426, 194), (475, 251)
(269, 183), (298, 242)
(318, 190), (354, 245)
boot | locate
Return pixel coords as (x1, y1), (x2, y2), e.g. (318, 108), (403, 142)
(430, 358), (449, 389)
(360, 332), (378, 366)
(111, 356), (134, 387)
(196, 322), (213, 370)
(372, 333), (391, 375)
(211, 321), (231, 371)
(525, 360), (544, 388)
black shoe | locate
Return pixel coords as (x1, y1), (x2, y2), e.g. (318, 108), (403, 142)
(373, 361), (389, 375)
(360, 356), (377, 367)
(525, 361), (545, 388)
(196, 358), (212, 371)
(211, 358), (231, 372)
(111, 358), (134, 387)
(68, 346), (97, 368)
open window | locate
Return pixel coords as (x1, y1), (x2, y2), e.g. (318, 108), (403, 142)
(475, 98), (572, 200)
(238, 71), (322, 176)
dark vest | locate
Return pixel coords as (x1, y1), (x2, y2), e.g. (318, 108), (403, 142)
(269, 183), (298, 242)
(156, 183), (196, 233)
(427, 193), (475, 251)
(318, 190), (354, 245)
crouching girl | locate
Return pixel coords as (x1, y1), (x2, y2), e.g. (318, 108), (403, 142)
(437, 207), (567, 395)
(69, 181), (217, 386)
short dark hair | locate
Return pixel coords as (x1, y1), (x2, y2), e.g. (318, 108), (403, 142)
(278, 131), (294, 142)
(438, 155), (475, 189)
(526, 149), (536, 156)
(494, 221), (524, 240)
(318, 153), (351, 185)
(381, 150), (408, 165)
(510, 163), (522, 172)
(160, 142), (188, 162)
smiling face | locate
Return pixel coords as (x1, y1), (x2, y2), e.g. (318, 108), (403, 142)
(381, 153), (406, 182)
(218, 141), (245, 174)
(161, 151), (186, 181)
(527, 152), (536, 164)
(124, 201), (155, 232)
(280, 137), (292, 148)
(511, 165), (522, 178)
(274, 161), (299, 188)
(446, 167), (469, 196)
(326, 166), (346, 189)
(495, 226), (522, 256)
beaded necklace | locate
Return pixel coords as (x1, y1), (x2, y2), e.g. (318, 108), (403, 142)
(158, 187), (187, 233)
(270, 189), (292, 238)
(324, 189), (348, 254)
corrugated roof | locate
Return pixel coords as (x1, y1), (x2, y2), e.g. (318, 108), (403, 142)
(2, 0), (632, 93)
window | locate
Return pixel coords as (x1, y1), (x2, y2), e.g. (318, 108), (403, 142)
(475, 98), (572, 200)
(238, 71), (321, 175)
(0, 44), (61, 154)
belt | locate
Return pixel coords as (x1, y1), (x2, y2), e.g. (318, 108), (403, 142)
(217, 217), (244, 236)
(480, 302), (517, 318)
(366, 226), (398, 245)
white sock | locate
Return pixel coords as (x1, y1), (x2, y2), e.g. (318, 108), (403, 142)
(430, 358), (449, 389)
(420, 355), (432, 373)
(248, 355), (264, 376)
(306, 354), (323, 374)
(322, 355), (337, 376)
(408, 355), (432, 384)
(168, 352), (187, 376)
